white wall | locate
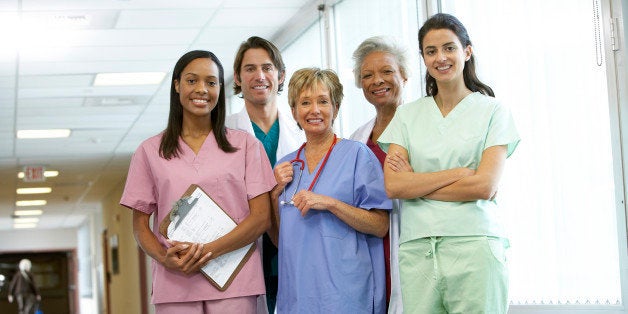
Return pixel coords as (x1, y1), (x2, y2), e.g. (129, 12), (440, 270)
(0, 228), (77, 252)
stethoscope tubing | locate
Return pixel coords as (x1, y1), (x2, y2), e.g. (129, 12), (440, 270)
(279, 160), (304, 205)
(280, 134), (337, 206)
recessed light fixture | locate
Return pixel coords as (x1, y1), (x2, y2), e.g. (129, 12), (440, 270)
(17, 170), (59, 179)
(14, 217), (39, 224)
(17, 187), (52, 194)
(17, 129), (71, 139)
(94, 72), (166, 86)
(14, 209), (43, 216)
(14, 223), (37, 229)
(16, 200), (47, 207)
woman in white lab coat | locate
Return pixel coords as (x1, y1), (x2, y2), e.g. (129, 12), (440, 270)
(349, 36), (409, 314)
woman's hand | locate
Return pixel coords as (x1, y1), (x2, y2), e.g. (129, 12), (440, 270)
(291, 190), (334, 216)
(291, 190), (389, 237)
(164, 240), (213, 275)
(274, 161), (294, 190)
(386, 151), (414, 172)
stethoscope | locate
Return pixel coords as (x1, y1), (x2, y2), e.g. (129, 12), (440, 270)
(280, 134), (337, 206)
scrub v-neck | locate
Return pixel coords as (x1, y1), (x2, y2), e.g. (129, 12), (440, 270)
(303, 138), (340, 175)
(430, 92), (475, 134)
(179, 133), (214, 172)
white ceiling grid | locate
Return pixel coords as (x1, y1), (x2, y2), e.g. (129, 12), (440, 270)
(0, 0), (315, 230)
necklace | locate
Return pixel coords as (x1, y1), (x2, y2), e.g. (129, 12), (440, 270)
(302, 134), (337, 191)
(280, 134), (337, 205)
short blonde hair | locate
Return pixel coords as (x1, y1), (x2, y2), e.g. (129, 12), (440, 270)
(288, 67), (343, 112)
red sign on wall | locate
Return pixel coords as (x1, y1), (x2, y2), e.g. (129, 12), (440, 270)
(23, 166), (45, 182)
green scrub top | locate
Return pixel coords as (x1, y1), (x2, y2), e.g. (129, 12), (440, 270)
(378, 92), (520, 243)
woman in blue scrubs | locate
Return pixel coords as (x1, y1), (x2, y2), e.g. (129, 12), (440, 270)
(269, 67), (391, 313)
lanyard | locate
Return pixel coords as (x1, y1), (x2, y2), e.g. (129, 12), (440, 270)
(281, 134), (337, 205)
(295, 134), (337, 192)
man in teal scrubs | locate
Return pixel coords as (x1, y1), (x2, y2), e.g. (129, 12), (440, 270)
(226, 36), (303, 314)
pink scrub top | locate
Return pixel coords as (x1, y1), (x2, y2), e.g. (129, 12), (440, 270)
(120, 128), (276, 304)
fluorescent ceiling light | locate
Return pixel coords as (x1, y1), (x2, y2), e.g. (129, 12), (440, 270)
(16, 200), (47, 207)
(17, 129), (71, 139)
(17, 187), (52, 194)
(14, 223), (37, 229)
(94, 72), (166, 86)
(18, 170), (59, 179)
(14, 209), (43, 216)
(14, 217), (39, 224)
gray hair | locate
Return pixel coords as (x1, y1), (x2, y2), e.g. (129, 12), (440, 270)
(352, 36), (410, 88)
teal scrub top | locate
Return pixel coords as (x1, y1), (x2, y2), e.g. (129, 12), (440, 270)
(252, 119), (280, 166)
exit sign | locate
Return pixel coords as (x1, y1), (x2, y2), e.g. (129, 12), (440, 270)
(23, 166), (45, 182)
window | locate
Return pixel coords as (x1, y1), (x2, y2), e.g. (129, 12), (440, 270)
(440, 0), (622, 307)
(332, 0), (422, 137)
(280, 20), (325, 116)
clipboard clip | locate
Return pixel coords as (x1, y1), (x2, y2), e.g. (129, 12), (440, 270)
(170, 196), (199, 229)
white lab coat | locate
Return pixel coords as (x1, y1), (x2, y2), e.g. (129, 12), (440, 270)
(226, 107), (304, 163)
(350, 118), (403, 314)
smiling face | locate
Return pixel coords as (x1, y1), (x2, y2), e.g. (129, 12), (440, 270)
(235, 48), (285, 107)
(291, 83), (337, 137)
(421, 28), (472, 86)
(174, 57), (220, 118)
(360, 51), (407, 109)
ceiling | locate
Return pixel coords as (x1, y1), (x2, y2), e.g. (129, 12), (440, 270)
(0, 0), (327, 231)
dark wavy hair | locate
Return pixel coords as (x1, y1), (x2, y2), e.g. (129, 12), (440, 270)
(418, 13), (494, 97)
(160, 50), (236, 160)
(232, 36), (286, 95)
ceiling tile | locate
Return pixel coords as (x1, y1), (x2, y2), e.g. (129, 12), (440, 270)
(19, 85), (162, 98)
(19, 60), (174, 76)
(116, 9), (216, 29)
(210, 8), (299, 28)
(19, 45), (187, 62)
(0, 0), (320, 232)
(19, 10), (119, 29)
(0, 76), (16, 88)
(0, 88), (15, 100)
(0, 133), (14, 157)
(222, 0), (307, 8)
(19, 97), (85, 108)
(0, 0), (17, 10)
(0, 62), (16, 75)
(24, 29), (201, 47)
(22, 0), (222, 10)
(19, 74), (93, 88)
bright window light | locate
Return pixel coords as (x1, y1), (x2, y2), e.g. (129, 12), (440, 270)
(94, 72), (166, 86)
(17, 187), (52, 194)
(17, 170), (59, 179)
(14, 223), (37, 229)
(17, 129), (71, 139)
(14, 209), (43, 216)
(13, 217), (39, 224)
(16, 200), (47, 207)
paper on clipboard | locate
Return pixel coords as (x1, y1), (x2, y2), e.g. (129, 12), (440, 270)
(159, 184), (255, 291)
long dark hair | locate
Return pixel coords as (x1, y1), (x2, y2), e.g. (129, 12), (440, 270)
(160, 50), (236, 159)
(418, 13), (494, 97)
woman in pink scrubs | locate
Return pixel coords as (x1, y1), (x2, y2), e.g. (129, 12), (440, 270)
(120, 50), (275, 314)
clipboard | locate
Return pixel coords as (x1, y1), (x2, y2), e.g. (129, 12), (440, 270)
(159, 184), (256, 291)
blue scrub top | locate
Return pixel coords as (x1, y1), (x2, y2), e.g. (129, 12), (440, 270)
(276, 139), (391, 314)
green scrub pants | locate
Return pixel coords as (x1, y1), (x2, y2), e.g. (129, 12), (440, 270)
(399, 236), (509, 314)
